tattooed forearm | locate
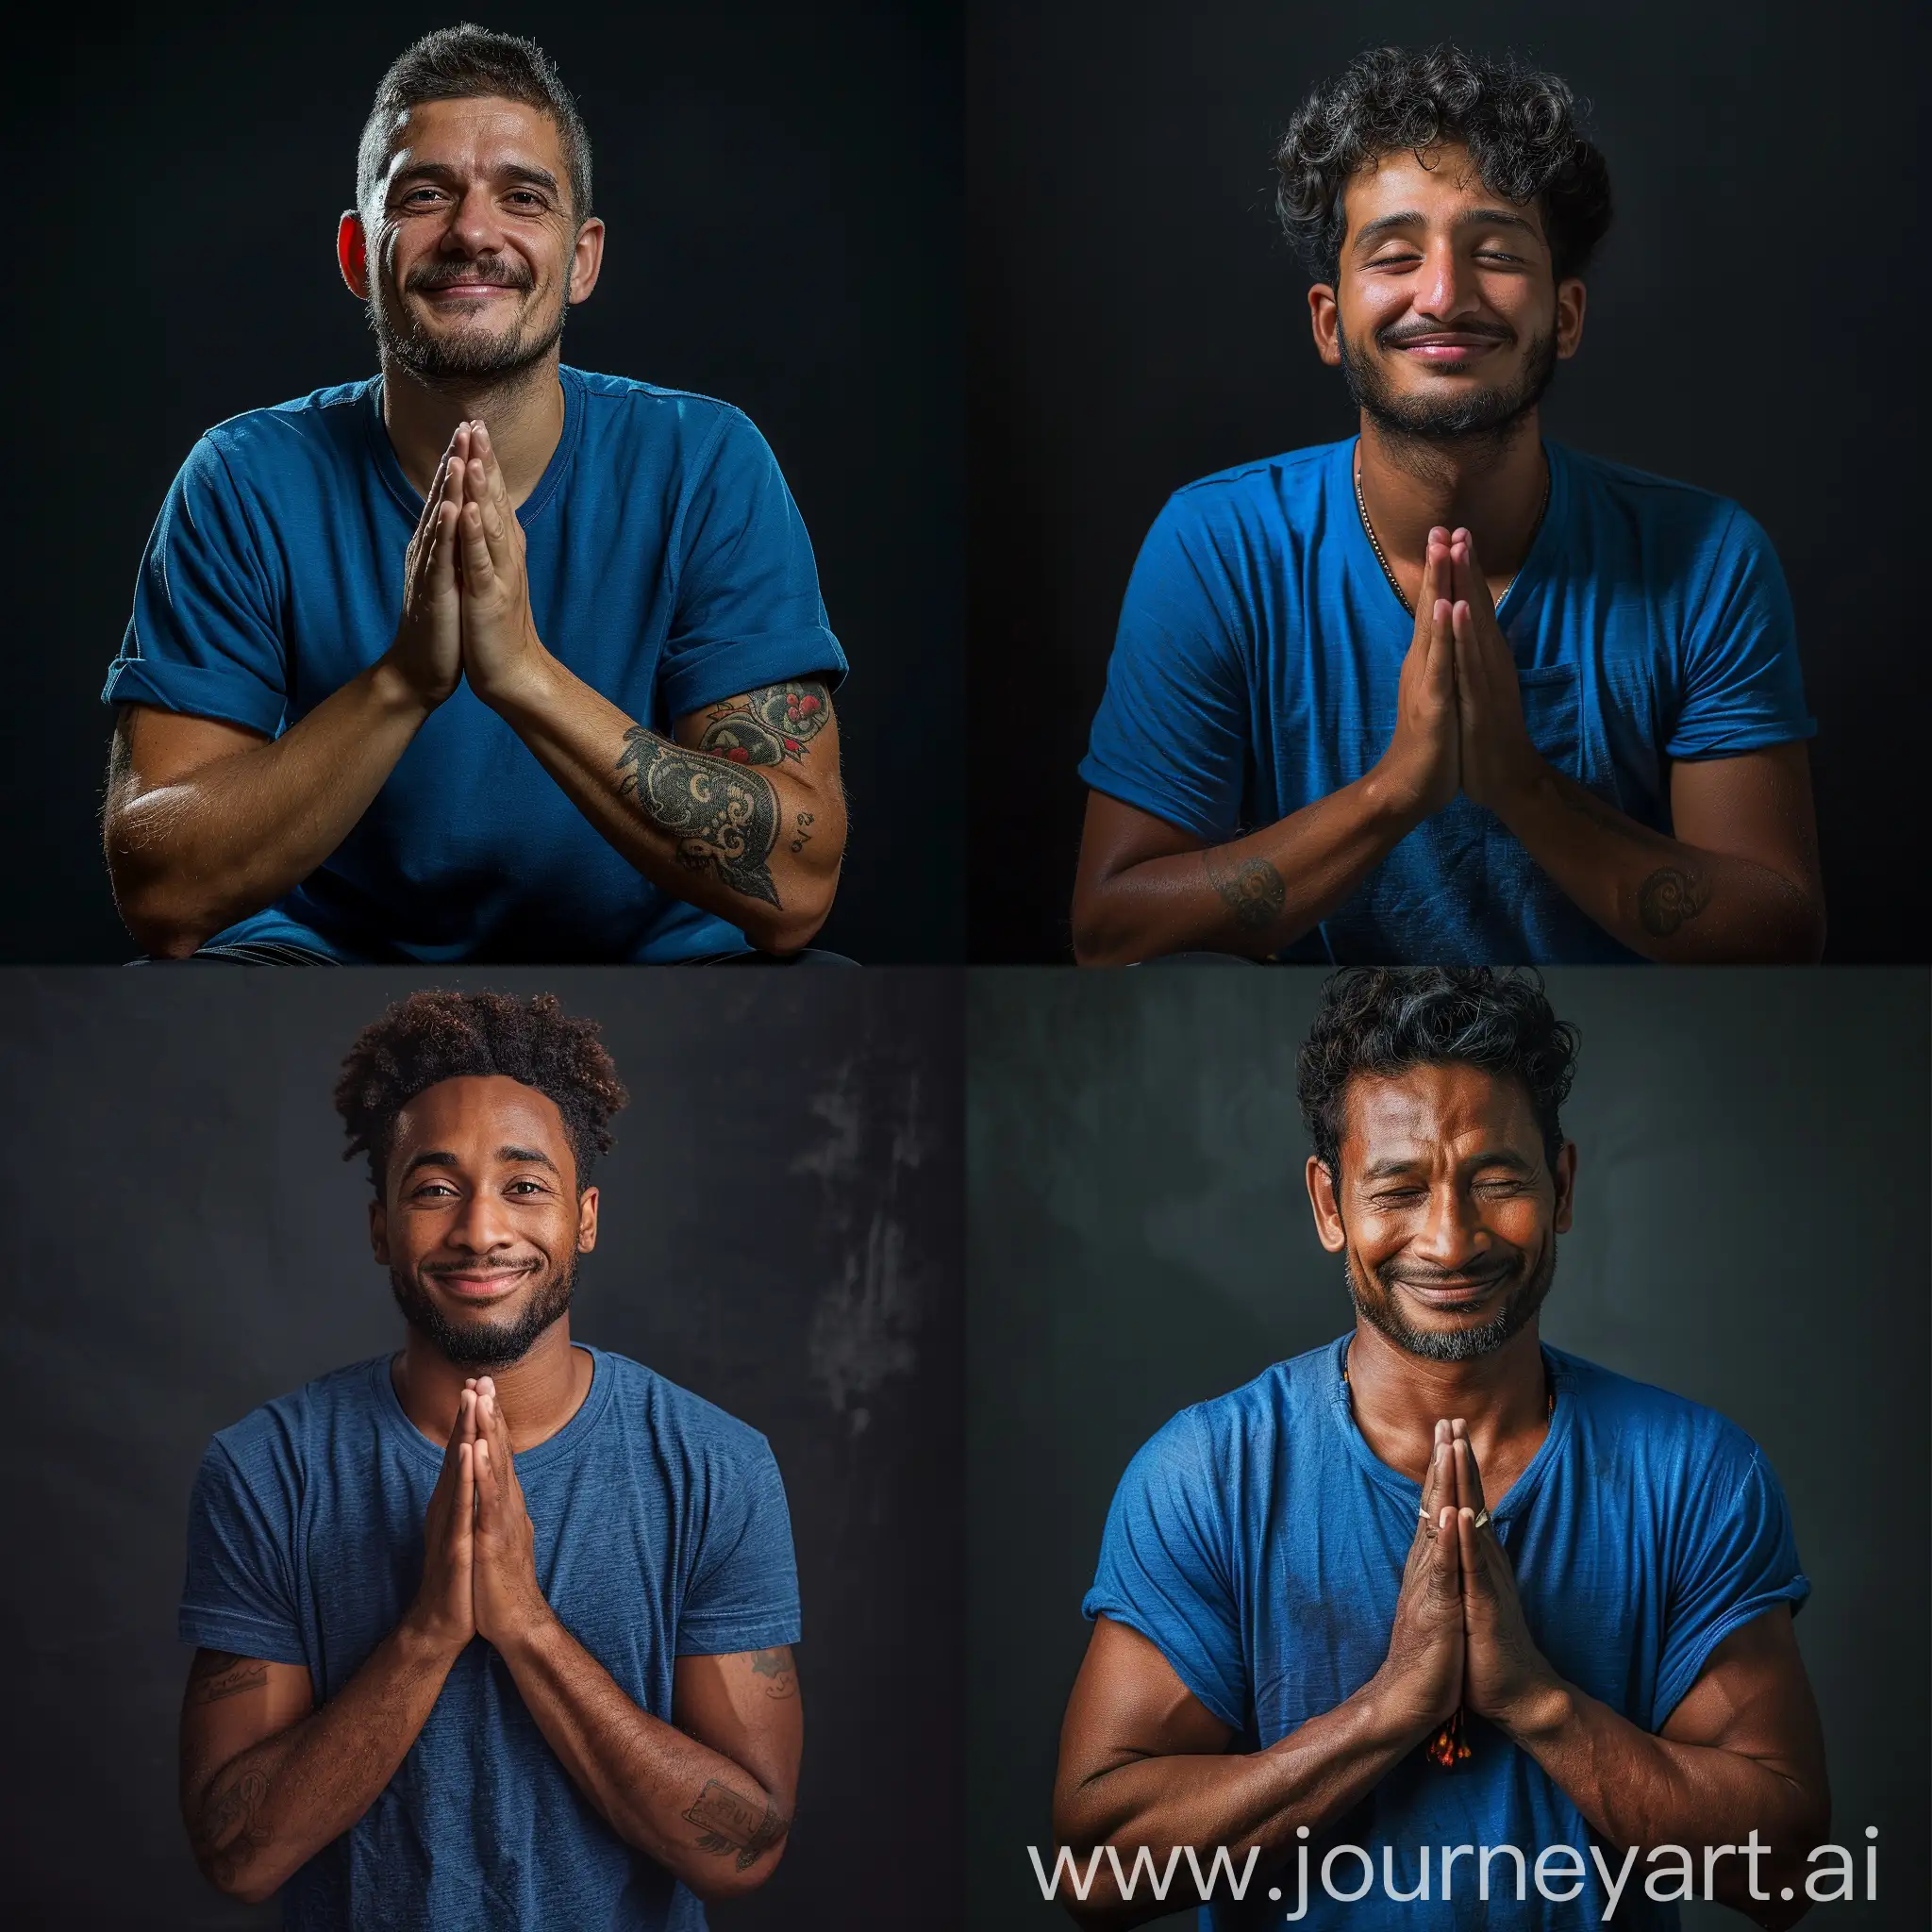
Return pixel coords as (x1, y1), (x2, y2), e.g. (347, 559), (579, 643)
(700, 682), (832, 767)
(615, 727), (781, 908)
(187, 1650), (270, 1706)
(1637, 865), (1712, 936)
(682, 1778), (791, 1871)
(191, 1764), (273, 1889)
(749, 1646), (799, 1700)
(1203, 849), (1286, 933)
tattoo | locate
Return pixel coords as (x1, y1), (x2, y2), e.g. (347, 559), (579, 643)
(682, 1778), (791, 1871)
(1203, 849), (1286, 932)
(749, 1645), (799, 1699)
(191, 1765), (272, 1889)
(187, 1650), (269, 1706)
(615, 727), (781, 908)
(700, 681), (833, 767)
(788, 809), (815, 856)
(1637, 866), (1712, 936)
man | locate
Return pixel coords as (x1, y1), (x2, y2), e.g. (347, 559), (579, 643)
(1054, 969), (1829, 1929)
(1072, 46), (1823, 965)
(105, 26), (846, 963)
(177, 990), (802, 1926)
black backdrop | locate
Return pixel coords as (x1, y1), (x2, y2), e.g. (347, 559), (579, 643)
(13, 0), (961, 963)
(967, 968), (1931, 1928)
(966, 0), (1931, 961)
(0, 967), (962, 1927)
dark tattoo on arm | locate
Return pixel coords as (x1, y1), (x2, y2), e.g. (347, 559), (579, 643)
(788, 810), (814, 856)
(1203, 848), (1287, 933)
(699, 681), (832, 767)
(187, 1650), (270, 1706)
(682, 1778), (791, 1871)
(1637, 865), (1712, 936)
(749, 1645), (799, 1700)
(191, 1764), (273, 1889)
(615, 727), (781, 908)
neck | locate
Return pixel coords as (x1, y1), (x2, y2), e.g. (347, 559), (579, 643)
(1343, 1319), (1549, 1494)
(1356, 410), (1546, 580)
(379, 350), (566, 507)
(391, 1319), (589, 1452)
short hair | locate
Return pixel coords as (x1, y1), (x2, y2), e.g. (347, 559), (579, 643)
(1297, 968), (1579, 1178)
(356, 23), (593, 222)
(1274, 43), (1612, 287)
(335, 990), (627, 1195)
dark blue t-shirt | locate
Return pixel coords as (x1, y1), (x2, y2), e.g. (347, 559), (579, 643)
(179, 1346), (801, 1931)
(1083, 1337), (1808, 1930)
(107, 366), (845, 961)
(1080, 438), (1814, 963)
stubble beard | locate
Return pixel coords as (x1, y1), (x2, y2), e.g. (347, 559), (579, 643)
(1345, 1240), (1556, 1364)
(391, 1251), (577, 1369)
(368, 255), (572, 389)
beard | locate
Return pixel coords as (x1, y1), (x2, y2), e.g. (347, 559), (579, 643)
(1345, 1239), (1556, 1364)
(390, 1251), (577, 1369)
(1339, 314), (1557, 451)
(368, 251), (571, 385)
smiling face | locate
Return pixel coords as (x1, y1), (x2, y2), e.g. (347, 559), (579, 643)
(1306, 1061), (1574, 1362)
(1308, 142), (1585, 442)
(371, 1074), (598, 1369)
(340, 94), (604, 384)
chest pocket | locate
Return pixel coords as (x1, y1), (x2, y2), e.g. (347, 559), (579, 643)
(1516, 664), (1582, 776)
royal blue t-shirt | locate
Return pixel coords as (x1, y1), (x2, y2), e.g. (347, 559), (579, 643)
(179, 1346), (801, 1931)
(107, 366), (845, 961)
(1080, 439), (1814, 963)
(1083, 1337), (1808, 1930)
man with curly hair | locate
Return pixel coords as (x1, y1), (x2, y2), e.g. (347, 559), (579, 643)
(175, 990), (803, 1927)
(104, 25), (846, 965)
(1054, 970), (1829, 1928)
(1073, 45), (1823, 968)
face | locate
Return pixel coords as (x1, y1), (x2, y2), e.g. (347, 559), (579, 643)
(371, 1074), (599, 1369)
(1307, 142), (1585, 443)
(1306, 1062), (1575, 1363)
(338, 95), (604, 383)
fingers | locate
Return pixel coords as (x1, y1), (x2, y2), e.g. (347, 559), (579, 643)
(458, 501), (496, 589)
(455, 1441), (475, 1551)
(1450, 1423), (1489, 1519)
(1456, 1507), (1491, 1596)
(1427, 1505), (1461, 1593)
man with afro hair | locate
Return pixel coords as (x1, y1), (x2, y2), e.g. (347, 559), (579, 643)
(175, 989), (803, 1928)
(1074, 43), (1823, 969)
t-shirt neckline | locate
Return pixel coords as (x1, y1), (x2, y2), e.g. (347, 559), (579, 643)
(371, 1341), (613, 1476)
(365, 362), (586, 528)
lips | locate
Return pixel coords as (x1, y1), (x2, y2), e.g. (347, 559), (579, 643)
(1391, 337), (1503, 362)
(1392, 1272), (1509, 1307)
(425, 1265), (534, 1302)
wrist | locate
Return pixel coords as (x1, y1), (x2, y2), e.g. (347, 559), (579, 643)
(368, 651), (444, 724)
(1360, 758), (1429, 835)
(471, 635), (560, 721)
(1483, 749), (1552, 828)
(396, 1602), (469, 1670)
(1493, 1672), (1573, 1745)
(484, 1595), (561, 1665)
(1357, 1662), (1445, 1753)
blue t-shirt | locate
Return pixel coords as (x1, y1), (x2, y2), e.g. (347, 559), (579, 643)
(107, 366), (845, 962)
(1080, 438), (1814, 963)
(1083, 1337), (1808, 1930)
(179, 1346), (801, 1931)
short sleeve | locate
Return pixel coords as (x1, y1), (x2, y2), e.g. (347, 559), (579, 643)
(675, 1438), (802, 1657)
(659, 411), (845, 721)
(102, 436), (291, 737)
(1078, 493), (1254, 841)
(1651, 1444), (1809, 1726)
(1665, 507), (1814, 760)
(178, 1439), (308, 1665)
(1080, 1409), (1247, 1731)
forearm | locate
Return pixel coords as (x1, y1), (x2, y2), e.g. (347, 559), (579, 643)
(107, 663), (431, 955)
(1055, 1679), (1428, 1926)
(496, 1614), (789, 1901)
(1507, 1683), (1825, 1926)
(1493, 764), (1824, 962)
(1074, 773), (1420, 966)
(184, 1619), (458, 1904)
(484, 651), (841, 954)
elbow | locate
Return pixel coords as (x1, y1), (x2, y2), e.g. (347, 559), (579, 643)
(742, 870), (840, 958)
(683, 1835), (789, 1904)
(1069, 886), (1140, 968)
(106, 828), (218, 959)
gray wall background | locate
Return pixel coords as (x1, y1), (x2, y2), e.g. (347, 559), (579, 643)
(968, 969), (1930, 1929)
(0, 967), (961, 1928)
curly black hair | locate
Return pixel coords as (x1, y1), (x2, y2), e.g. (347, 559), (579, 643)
(335, 990), (628, 1195)
(1274, 43), (1612, 287)
(1297, 968), (1579, 1178)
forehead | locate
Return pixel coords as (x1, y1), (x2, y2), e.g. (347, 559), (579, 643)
(1341, 141), (1546, 244)
(389, 1074), (570, 1158)
(378, 94), (565, 182)
(1338, 1062), (1542, 1168)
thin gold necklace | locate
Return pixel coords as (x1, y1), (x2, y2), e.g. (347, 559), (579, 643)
(1354, 449), (1550, 617)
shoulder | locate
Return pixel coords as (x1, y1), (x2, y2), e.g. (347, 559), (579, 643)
(202, 1358), (386, 1487)
(1554, 442), (1775, 564)
(593, 1349), (779, 1472)
(196, 378), (379, 484)
(565, 366), (766, 465)
(1124, 1344), (1330, 1491)
(1552, 1346), (1768, 1486)
(1159, 440), (1345, 533)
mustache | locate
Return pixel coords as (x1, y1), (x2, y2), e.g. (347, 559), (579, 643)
(1378, 323), (1512, 347)
(406, 259), (534, 293)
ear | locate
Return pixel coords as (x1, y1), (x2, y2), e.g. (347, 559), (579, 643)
(1305, 1154), (1347, 1252)
(338, 210), (370, 301)
(1555, 275), (1586, 360)
(566, 216), (607, 306)
(575, 1184), (599, 1253)
(369, 1194), (391, 1264)
(1307, 281), (1341, 367)
(1551, 1140), (1577, 1233)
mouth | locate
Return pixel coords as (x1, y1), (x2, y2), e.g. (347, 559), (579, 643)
(424, 1264), (536, 1304)
(1391, 1271), (1511, 1311)
(1388, 335), (1504, 364)
(417, 281), (523, 304)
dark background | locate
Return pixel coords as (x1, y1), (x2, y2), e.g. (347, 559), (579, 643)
(967, 968), (1931, 1928)
(0, 967), (962, 1927)
(966, 0), (1931, 961)
(12, 0), (960, 964)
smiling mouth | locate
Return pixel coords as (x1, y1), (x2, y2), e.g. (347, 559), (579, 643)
(425, 1266), (535, 1302)
(1392, 1273), (1509, 1308)
(1389, 337), (1503, 363)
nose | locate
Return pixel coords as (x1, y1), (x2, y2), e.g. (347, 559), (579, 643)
(445, 1188), (516, 1256)
(441, 180), (508, 258)
(1411, 236), (1469, 324)
(1409, 1179), (1487, 1271)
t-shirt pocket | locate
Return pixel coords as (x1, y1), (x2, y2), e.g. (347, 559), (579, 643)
(1516, 663), (1582, 776)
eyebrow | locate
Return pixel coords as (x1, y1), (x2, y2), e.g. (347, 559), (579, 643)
(399, 1144), (561, 1176)
(1352, 207), (1541, 255)
(388, 159), (562, 198)
(1357, 1148), (1538, 1182)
